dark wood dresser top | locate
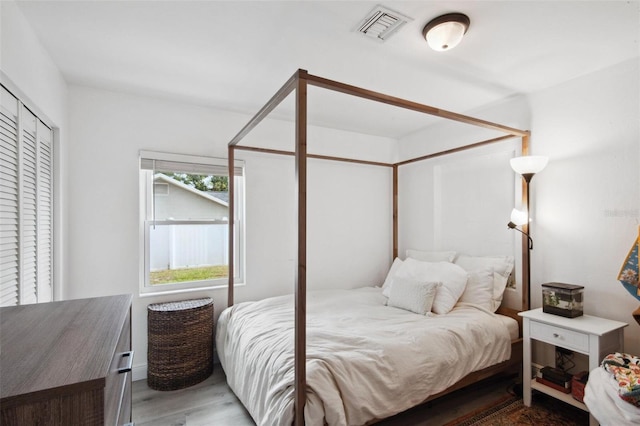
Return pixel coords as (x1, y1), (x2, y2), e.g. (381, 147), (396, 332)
(0, 294), (132, 402)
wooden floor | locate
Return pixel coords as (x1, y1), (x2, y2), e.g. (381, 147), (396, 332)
(132, 366), (518, 425)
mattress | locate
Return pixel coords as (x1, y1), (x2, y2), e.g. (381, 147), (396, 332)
(216, 286), (512, 426)
(496, 313), (519, 340)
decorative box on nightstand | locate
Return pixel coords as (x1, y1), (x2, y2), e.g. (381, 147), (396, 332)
(518, 308), (627, 426)
(542, 283), (584, 318)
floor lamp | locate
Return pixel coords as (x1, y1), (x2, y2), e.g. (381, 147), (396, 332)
(508, 155), (548, 310)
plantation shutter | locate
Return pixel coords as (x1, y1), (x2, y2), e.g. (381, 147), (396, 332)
(21, 108), (38, 304)
(37, 120), (53, 303)
(0, 87), (20, 306)
(0, 84), (54, 306)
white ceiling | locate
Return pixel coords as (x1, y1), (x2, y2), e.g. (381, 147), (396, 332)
(15, 0), (640, 138)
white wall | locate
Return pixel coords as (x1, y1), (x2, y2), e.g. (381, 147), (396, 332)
(398, 59), (640, 356)
(0, 1), (68, 301)
(66, 85), (395, 378)
(398, 142), (521, 254)
(398, 95), (532, 161)
(397, 141), (527, 310)
(397, 94), (531, 311)
(531, 58), (640, 355)
(0, 2), (67, 124)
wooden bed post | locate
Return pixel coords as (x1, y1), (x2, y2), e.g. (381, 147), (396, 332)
(393, 164), (398, 260)
(521, 134), (530, 311)
(228, 146), (235, 307)
(294, 70), (308, 426)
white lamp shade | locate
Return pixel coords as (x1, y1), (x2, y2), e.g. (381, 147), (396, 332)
(510, 208), (528, 226)
(426, 21), (467, 51)
(510, 156), (549, 175)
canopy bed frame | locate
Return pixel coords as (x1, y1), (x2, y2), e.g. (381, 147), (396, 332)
(226, 69), (532, 425)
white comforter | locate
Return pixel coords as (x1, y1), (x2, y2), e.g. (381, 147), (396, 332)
(216, 287), (511, 426)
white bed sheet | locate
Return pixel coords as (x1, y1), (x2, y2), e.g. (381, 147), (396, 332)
(584, 367), (640, 426)
(216, 287), (512, 426)
(496, 313), (519, 340)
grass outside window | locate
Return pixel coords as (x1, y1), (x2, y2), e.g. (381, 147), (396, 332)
(150, 265), (228, 285)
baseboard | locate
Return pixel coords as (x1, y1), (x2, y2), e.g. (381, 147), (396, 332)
(133, 364), (147, 382)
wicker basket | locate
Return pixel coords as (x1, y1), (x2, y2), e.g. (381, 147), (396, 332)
(147, 298), (214, 391)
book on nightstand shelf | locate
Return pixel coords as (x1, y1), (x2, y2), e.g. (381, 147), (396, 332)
(536, 366), (572, 394)
(535, 377), (571, 394)
(539, 366), (572, 384)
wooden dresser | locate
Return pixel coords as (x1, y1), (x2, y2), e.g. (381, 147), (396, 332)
(0, 294), (133, 426)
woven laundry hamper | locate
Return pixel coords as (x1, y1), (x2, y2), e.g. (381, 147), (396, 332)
(147, 298), (214, 391)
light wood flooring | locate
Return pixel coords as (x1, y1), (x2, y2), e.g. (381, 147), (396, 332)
(132, 366), (518, 425)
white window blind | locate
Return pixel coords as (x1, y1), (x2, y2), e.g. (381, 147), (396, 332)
(0, 84), (53, 306)
(140, 150), (243, 176)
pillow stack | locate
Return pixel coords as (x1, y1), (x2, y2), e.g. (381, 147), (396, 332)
(383, 256), (468, 315)
(454, 254), (514, 312)
(381, 249), (514, 315)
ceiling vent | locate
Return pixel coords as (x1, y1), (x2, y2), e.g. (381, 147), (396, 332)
(356, 5), (413, 42)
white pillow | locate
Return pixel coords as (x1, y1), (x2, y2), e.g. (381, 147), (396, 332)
(454, 255), (514, 312)
(382, 258), (403, 291)
(454, 254), (514, 278)
(406, 249), (456, 263)
(394, 258), (468, 315)
(458, 268), (494, 311)
(387, 278), (440, 315)
(491, 273), (510, 311)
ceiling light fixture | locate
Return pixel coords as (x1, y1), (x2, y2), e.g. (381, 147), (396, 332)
(422, 13), (470, 52)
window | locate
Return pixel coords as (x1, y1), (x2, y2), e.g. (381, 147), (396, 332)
(139, 151), (244, 293)
(0, 84), (54, 306)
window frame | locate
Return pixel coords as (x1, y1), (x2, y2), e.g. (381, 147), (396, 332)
(138, 150), (244, 296)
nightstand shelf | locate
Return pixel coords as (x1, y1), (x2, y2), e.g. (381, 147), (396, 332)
(519, 308), (627, 426)
(531, 378), (587, 411)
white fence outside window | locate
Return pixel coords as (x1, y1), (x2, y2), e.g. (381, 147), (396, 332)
(149, 222), (228, 271)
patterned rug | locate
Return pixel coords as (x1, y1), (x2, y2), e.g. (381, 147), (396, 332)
(444, 393), (589, 426)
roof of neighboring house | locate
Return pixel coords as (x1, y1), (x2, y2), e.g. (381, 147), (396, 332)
(154, 174), (228, 207)
(209, 191), (229, 203)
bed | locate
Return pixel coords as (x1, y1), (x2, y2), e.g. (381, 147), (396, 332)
(585, 367), (640, 425)
(584, 353), (640, 426)
(223, 69), (532, 425)
(217, 251), (522, 425)
(217, 286), (519, 425)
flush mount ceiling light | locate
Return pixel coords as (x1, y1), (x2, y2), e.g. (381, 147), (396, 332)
(422, 13), (470, 51)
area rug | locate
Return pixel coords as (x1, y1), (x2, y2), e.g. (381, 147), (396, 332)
(444, 393), (589, 426)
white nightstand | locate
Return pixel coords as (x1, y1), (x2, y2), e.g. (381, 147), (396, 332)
(519, 308), (627, 426)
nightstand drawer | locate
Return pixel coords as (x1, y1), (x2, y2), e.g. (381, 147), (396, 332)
(530, 321), (589, 353)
